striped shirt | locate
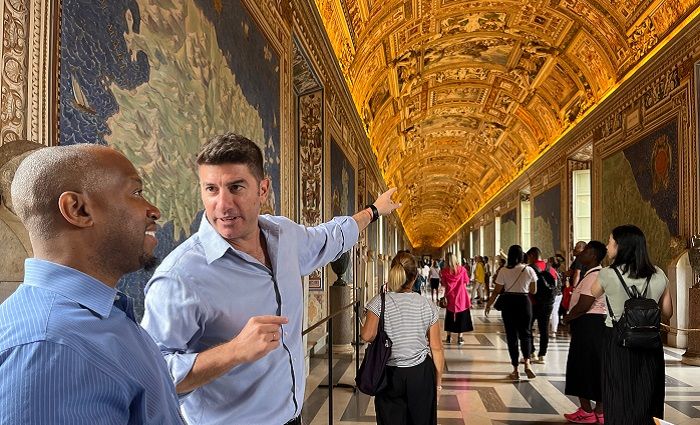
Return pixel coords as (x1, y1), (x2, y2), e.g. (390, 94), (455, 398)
(0, 259), (183, 425)
(366, 292), (438, 367)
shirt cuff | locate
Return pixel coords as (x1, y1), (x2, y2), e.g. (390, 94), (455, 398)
(334, 216), (359, 257)
(165, 352), (199, 395)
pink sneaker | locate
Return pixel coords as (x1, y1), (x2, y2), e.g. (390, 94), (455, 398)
(564, 407), (598, 423)
(596, 412), (604, 424)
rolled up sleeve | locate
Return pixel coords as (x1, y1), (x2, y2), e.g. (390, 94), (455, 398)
(142, 271), (201, 391)
(296, 216), (359, 276)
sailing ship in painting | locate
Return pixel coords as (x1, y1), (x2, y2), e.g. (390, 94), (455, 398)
(71, 73), (96, 114)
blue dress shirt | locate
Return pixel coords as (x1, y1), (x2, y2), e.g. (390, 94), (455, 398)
(0, 259), (183, 425)
(142, 214), (359, 425)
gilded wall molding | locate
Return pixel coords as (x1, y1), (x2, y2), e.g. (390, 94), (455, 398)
(0, 0), (56, 147)
(1, 0), (30, 144)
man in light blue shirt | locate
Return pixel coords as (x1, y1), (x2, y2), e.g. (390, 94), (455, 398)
(142, 133), (400, 424)
(0, 145), (183, 424)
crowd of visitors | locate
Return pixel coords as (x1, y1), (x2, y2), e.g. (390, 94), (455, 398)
(411, 225), (673, 425)
(0, 136), (675, 425)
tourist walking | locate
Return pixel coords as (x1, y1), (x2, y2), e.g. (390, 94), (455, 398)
(484, 245), (538, 380)
(440, 254), (473, 345)
(361, 252), (444, 425)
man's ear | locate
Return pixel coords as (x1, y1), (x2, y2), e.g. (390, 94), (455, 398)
(258, 178), (270, 201)
(57, 191), (94, 228)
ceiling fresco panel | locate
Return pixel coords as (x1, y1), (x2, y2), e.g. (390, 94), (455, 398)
(314, 0), (700, 247)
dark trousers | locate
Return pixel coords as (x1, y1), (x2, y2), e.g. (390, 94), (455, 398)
(375, 356), (437, 425)
(500, 294), (533, 367)
(530, 302), (553, 357)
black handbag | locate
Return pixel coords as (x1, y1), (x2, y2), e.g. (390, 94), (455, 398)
(493, 294), (505, 311)
(493, 267), (526, 311)
(356, 291), (393, 395)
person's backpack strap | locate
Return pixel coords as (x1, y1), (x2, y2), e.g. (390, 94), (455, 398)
(612, 266), (634, 299)
(605, 295), (617, 322)
(640, 276), (652, 298)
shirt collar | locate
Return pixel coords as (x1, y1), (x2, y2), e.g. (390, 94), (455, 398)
(198, 213), (281, 264)
(22, 258), (118, 319)
(583, 265), (602, 278)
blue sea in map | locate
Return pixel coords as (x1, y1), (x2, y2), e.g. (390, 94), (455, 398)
(59, 0), (281, 318)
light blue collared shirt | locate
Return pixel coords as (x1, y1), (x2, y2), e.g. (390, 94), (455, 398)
(142, 214), (359, 425)
(0, 259), (183, 425)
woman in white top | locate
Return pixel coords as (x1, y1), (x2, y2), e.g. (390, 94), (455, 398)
(361, 252), (444, 425)
(591, 225), (673, 425)
(484, 245), (538, 380)
(428, 261), (441, 302)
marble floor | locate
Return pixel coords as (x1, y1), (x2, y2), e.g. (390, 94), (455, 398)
(302, 302), (700, 425)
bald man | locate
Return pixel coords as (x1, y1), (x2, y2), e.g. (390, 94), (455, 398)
(569, 241), (589, 288)
(0, 145), (183, 424)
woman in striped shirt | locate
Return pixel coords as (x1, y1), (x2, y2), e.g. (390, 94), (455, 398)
(361, 252), (445, 425)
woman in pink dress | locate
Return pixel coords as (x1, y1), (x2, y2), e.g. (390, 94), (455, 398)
(440, 254), (473, 344)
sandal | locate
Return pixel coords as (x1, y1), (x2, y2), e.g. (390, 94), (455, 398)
(524, 367), (537, 379)
(507, 371), (520, 381)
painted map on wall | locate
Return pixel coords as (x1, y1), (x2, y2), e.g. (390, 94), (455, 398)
(533, 184), (561, 258)
(330, 138), (355, 284)
(59, 0), (281, 318)
(500, 208), (517, 253)
(602, 120), (678, 268)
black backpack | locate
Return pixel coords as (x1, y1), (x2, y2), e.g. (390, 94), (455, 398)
(530, 264), (556, 305)
(605, 267), (661, 350)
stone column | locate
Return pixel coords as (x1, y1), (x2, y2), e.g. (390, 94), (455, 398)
(682, 287), (700, 366)
(682, 236), (700, 366)
(329, 252), (353, 354)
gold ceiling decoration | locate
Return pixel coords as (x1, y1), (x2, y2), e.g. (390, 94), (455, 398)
(313, 0), (700, 248)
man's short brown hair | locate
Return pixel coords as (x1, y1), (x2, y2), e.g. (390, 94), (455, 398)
(196, 133), (264, 181)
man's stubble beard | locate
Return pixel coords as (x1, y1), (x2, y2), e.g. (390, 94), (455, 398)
(141, 253), (160, 272)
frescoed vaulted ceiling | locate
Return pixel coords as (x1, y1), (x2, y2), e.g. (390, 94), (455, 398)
(312, 0), (700, 248)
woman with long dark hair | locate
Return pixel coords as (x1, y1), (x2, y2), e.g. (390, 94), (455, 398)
(484, 245), (538, 380)
(361, 252), (444, 425)
(591, 225), (673, 425)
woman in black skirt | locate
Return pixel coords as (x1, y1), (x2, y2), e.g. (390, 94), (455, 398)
(440, 254), (473, 344)
(562, 241), (607, 423)
(591, 225), (674, 425)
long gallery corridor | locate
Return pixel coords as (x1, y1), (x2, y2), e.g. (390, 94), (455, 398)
(4, 0), (700, 424)
(303, 300), (700, 425)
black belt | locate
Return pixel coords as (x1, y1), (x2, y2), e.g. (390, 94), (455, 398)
(284, 415), (302, 425)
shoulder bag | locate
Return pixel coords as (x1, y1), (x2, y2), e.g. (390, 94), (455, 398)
(493, 267), (526, 311)
(356, 291), (393, 395)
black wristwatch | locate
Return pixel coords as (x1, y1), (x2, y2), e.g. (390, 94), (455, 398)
(365, 204), (379, 223)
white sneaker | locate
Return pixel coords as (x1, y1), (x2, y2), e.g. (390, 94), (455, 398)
(533, 356), (546, 364)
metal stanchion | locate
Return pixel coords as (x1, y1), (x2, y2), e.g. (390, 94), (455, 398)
(328, 317), (333, 425)
(354, 301), (360, 384)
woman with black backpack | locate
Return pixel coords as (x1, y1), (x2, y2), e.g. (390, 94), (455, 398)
(591, 225), (673, 425)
